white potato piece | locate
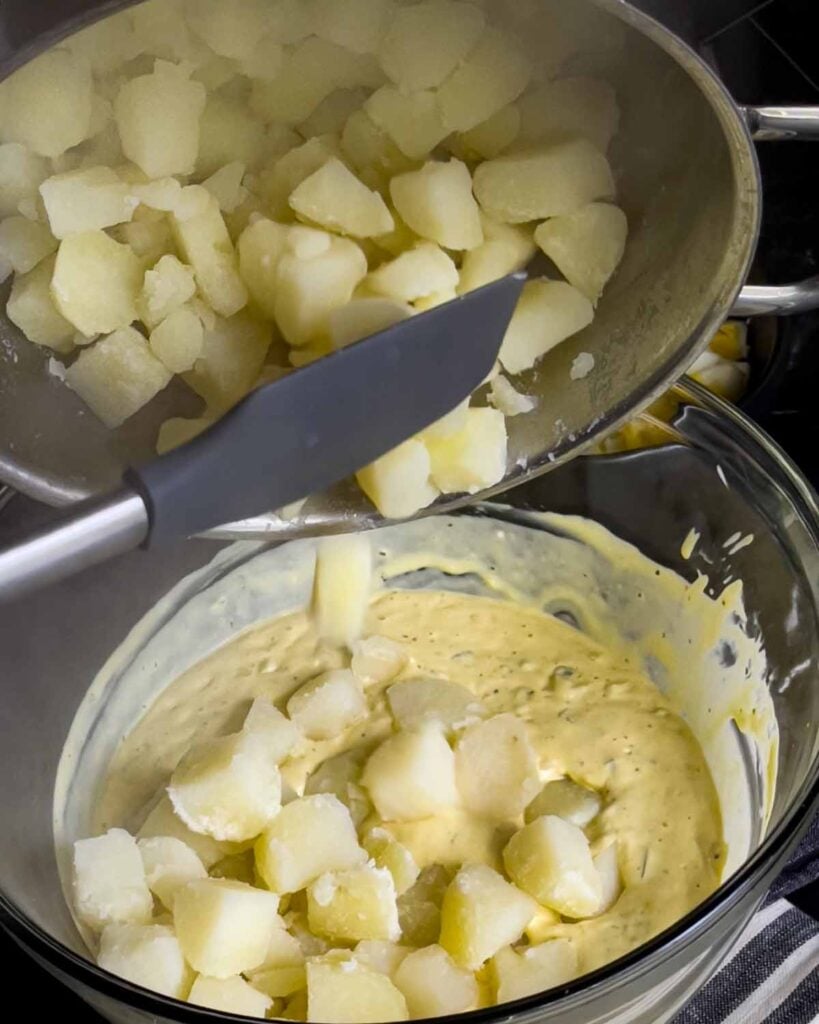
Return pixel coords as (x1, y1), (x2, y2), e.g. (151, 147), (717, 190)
(308, 864), (400, 943)
(419, 400), (469, 441)
(457, 216), (536, 297)
(250, 965), (307, 999)
(73, 829), (153, 931)
(379, 1), (485, 92)
(394, 945), (478, 1017)
(593, 842), (622, 916)
(115, 218), (174, 265)
(99, 923), (192, 999)
(243, 698), (302, 763)
(0, 143), (49, 218)
(157, 416), (212, 455)
(304, 749), (372, 830)
(254, 916), (306, 970)
(174, 878), (280, 978)
(237, 218), (291, 320)
(499, 280), (594, 375)
(184, 311), (271, 412)
(390, 160), (481, 252)
(341, 111), (413, 181)
(362, 726), (460, 822)
(524, 906), (561, 945)
(366, 87), (450, 162)
(172, 192), (248, 319)
(312, 0), (392, 54)
(6, 257), (74, 352)
(357, 440), (440, 519)
(455, 714), (541, 821)
(307, 958), (409, 1023)
(197, 95), (267, 179)
(396, 864), (451, 948)
(367, 243), (458, 303)
(314, 535), (373, 648)
(503, 815), (602, 918)
(141, 255), (197, 330)
(299, 89), (366, 140)
(489, 375), (536, 417)
(525, 779), (602, 828)
(387, 678), (485, 734)
(138, 836), (207, 910)
(353, 940), (411, 977)
(52, 231), (142, 336)
(439, 864), (536, 970)
(290, 158), (394, 239)
(518, 78), (620, 153)
(65, 326), (172, 428)
(0, 216), (57, 274)
(351, 636), (407, 687)
(459, 105), (521, 160)
(138, 794), (230, 870)
(362, 829), (420, 897)
(534, 202), (628, 303)
(425, 407), (508, 495)
(438, 28), (531, 133)
(185, 0), (269, 59)
(475, 140), (615, 224)
(149, 307), (204, 374)
(189, 975), (272, 1017)
(259, 137), (340, 221)
(39, 167), (136, 240)
(328, 298), (413, 350)
(255, 795), (366, 893)
(0, 50), (92, 158)
(287, 670), (368, 741)
(203, 162), (247, 215)
(492, 940), (578, 1003)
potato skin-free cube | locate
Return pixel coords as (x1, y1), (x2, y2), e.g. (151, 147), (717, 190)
(328, 298), (413, 350)
(390, 160), (482, 252)
(425, 407), (508, 495)
(138, 793), (230, 870)
(150, 307), (204, 374)
(65, 326), (172, 428)
(394, 944), (478, 1017)
(185, 0), (269, 60)
(438, 28), (530, 133)
(40, 167), (136, 240)
(73, 829), (153, 931)
(237, 218), (290, 320)
(365, 87), (450, 162)
(287, 670), (368, 741)
(525, 779), (602, 828)
(52, 231), (142, 336)
(172, 192), (248, 318)
(356, 439), (440, 519)
(314, 535), (373, 648)
(361, 725), (460, 822)
(353, 940), (411, 977)
(308, 864), (400, 942)
(141, 255), (197, 329)
(534, 202), (628, 303)
(307, 958), (409, 1023)
(455, 713), (541, 821)
(0, 143), (49, 218)
(492, 939), (578, 1003)
(0, 215), (57, 273)
(499, 279), (594, 376)
(397, 864), (451, 947)
(367, 243), (458, 303)
(439, 864), (536, 970)
(290, 158), (394, 239)
(313, 0), (393, 54)
(197, 95), (267, 179)
(259, 137), (339, 221)
(519, 77), (620, 153)
(458, 218), (535, 295)
(304, 749), (373, 829)
(255, 795), (365, 893)
(138, 836), (207, 909)
(387, 678), (485, 734)
(503, 815), (602, 918)
(250, 965), (307, 999)
(189, 975), (272, 1017)
(183, 311), (271, 412)
(362, 828), (420, 897)
(460, 105), (521, 160)
(351, 636), (407, 687)
(6, 256), (75, 352)
(341, 111), (413, 182)
(98, 923), (193, 999)
(174, 878), (281, 978)
(243, 698), (302, 763)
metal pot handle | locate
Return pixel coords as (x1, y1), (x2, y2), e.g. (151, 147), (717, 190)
(733, 106), (819, 316)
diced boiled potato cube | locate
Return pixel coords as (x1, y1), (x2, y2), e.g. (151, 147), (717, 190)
(438, 28), (530, 133)
(390, 160), (481, 252)
(524, 906), (561, 945)
(197, 95), (267, 179)
(65, 326), (171, 428)
(183, 311), (271, 411)
(351, 636), (407, 687)
(157, 416), (212, 455)
(362, 726), (460, 821)
(387, 678), (486, 734)
(115, 64), (206, 178)
(440, 865), (536, 970)
(243, 698), (302, 762)
(499, 279), (594, 375)
(328, 298), (413, 350)
(312, 0), (393, 54)
(341, 111), (414, 181)
(138, 836), (207, 909)
(248, 965), (307, 999)
(259, 137), (340, 221)
(174, 878), (281, 978)
(115, 218), (174, 264)
(141, 255), (197, 329)
(0, 143), (49, 218)
(65, 12), (137, 75)
(168, 728), (283, 843)
(525, 779), (602, 828)
(99, 923), (193, 999)
(6, 256), (75, 352)
(185, 0), (269, 59)
(237, 218), (291, 320)
(489, 375), (536, 417)
(307, 957), (409, 1023)
(308, 864), (400, 942)
(149, 307), (204, 374)
(519, 77), (620, 153)
(362, 828), (420, 896)
(0, 215), (57, 273)
(290, 158), (394, 239)
(255, 795), (366, 893)
(203, 162), (248, 215)
(455, 714), (541, 821)
(189, 975), (272, 1017)
(367, 243), (458, 303)
(365, 87), (449, 161)
(357, 440), (440, 519)
(503, 815), (602, 918)
(397, 864), (451, 947)
(534, 202), (628, 303)
(39, 167), (136, 240)
(474, 140), (615, 224)
(287, 670), (368, 741)
(354, 941), (411, 977)
(593, 841), (622, 916)
(379, 2), (486, 92)
(491, 940), (578, 1003)
(425, 407), (508, 495)
(458, 220), (536, 294)
(287, 225), (334, 261)
(419, 400), (469, 441)
(690, 352), (750, 402)
(254, 916), (306, 969)
(0, 50), (92, 158)
(304, 750), (372, 829)
(172, 192), (248, 318)
(300, 89), (369, 143)
(394, 944), (478, 1017)
(459, 105), (521, 160)
(52, 231), (142, 336)
(413, 288), (456, 312)
(314, 535), (373, 648)
(73, 829), (153, 931)
(138, 793), (230, 870)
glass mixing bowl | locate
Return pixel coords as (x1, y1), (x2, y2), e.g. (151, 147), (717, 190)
(1, 381), (817, 1024)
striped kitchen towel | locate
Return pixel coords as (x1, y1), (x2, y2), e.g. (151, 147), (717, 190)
(675, 816), (819, 1024)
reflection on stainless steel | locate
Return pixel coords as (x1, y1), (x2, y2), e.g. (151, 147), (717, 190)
(733, 277), (819, 317)
(743, 104), (819, 140)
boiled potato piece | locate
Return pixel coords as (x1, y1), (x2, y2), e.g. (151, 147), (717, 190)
(593, 842), (622, 916)
(397, 864), (451, 947)
(138, 794), (230, 870)
(255, 795), (366, 893)
(419, 400), (469, 441)
(115, 218), (175, 265)
(172, 191), (248, 318)
(174, 878), (281, 978)
(459, 215), (535, 294)
(39, 167), (136, 240)
(0, 50), (93, 158)
(387, 678), (485, 734)
(250, 965), (307, 999)
(6, 256), (75, 352)
(197, 94), (267, 178)
(519, 78), (620, 152)
(290, 158), (394, 239)
(361, 725), (460, 821)
(183, 311), (271, 412)
(237, 218), (291, 320)
(367, 243), (458, 303)
(438, 28), (531, 133)
(525, 779), (602, 828)
(243, 697), (302, 763)
(73, 829), (153, 931)
(327, 298), (414, 350)
(253, 917), (306, 970)
(0, 143), (49, 218)
(287, 670), (368, 741)
(439, 864), (536, 970)
(474, 140), (615, 224)
(141, 255), (197, 329)
(489, 375), (536, 417)
(259, 137), (340, 221)
(138, 836), (207, 910)
(189, 975), (272, 1017)
(157, 416), (213, 455)
(534, 202), (628, 303)
(313, 0), (393, 54)
(524, 906), (561, 945)
(351, 636), (407, 687)
(366, 87), (450, 161)
(491, 939), (578, 1003)
(99, 923), (192, 999)
(314, 535), (373, 648)
(52, 231), (143, 336)
(357, 440), (440, 519)
(341, 111), (414, 181)
(301, 90), (368, 144)
(65, 326), (172, 428)
(149, 307), (204, 373)
(307, 957), (409, 1023)
(185, 0), (269, 60)
(425, 407), (508, 495)
(304, 749), (372, 829)
(202, 162), (247, 215)
(455, 714), (541, 821)
(499, 279), (594, 375)
(394, 944), (478, 1017)
(390, 160), (482, 252)
(0, 216), (57, 274)
(308, 864), (400, 943)
(363, 829), (420, 897)
(459, 105), (521, 160)
(503, 815), (602, 918)
(353, 940), (411, 977)
(379, 1), (486, 92)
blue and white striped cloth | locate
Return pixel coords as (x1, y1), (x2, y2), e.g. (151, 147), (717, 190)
(676, 817), (819, 1024)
